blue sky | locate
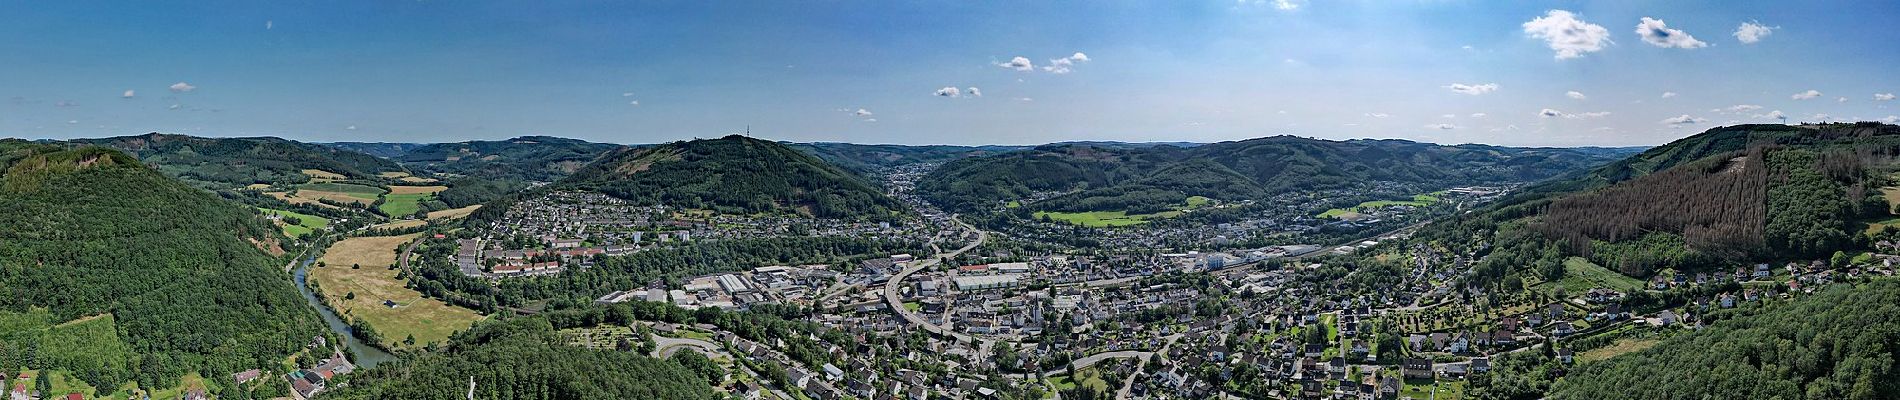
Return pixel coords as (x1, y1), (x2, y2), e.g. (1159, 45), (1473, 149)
(2, 1), (1897, 147)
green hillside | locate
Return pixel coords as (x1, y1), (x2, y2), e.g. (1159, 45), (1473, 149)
(921, 135), (1642, 213)
(69, 133), (404, 187)
(557, 135), (907, 221)
(397, 136), (620, 182)
(319, 316), (717, 400)
(0, 141), (324, 394)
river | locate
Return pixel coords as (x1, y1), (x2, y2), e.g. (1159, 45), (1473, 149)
(293, 254), (398, 368)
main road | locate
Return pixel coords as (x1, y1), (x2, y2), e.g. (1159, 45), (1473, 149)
(883, 215), (989, 346)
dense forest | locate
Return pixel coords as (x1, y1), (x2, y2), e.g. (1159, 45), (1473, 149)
(0, 141), (324, 393)
(318, 315), (717, 400)
(396, 136), (621, 182)
(557, 135), (909, 221)
(787, 142), (1026, 175)
(921, 135), (1642, 213)
(1548, 280), (1900, 400)
(67, 133), (404, 187)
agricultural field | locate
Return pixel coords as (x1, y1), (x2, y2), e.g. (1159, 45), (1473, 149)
(371, 219), (428, 230)
(301, 169), (346, 182)
(257, 207), (330, 237)
(297, 182), (386, 205)
(1578, 337), (1662, 363)
(1033, 196), (1213, 227)
(425, 204), (482, 220)
(310, 234), (484, 349)
(1545, 257), (1645, 294)
(263, 191), (340, 209)
(378, 185), (447, 216)
(1318, 191), (1445, 219)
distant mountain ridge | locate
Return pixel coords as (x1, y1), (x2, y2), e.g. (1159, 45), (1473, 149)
(66, 132), (404, 187)
(396, 135), (623, 182)
(920, 135), (1644, 212)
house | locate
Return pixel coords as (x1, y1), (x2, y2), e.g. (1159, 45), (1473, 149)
(233, 369), (262, 384)
(1557, 348), (1575, 363)
(1552, 321), (1576, 337)
(1470, 357), (1491, 373)
(1402, 358), (1434, 379)
(183, 389), (210, 400)
(1658, 310), (1679, 326)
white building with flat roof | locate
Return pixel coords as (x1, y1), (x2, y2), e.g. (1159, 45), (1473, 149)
(954, 274), (1022, 291)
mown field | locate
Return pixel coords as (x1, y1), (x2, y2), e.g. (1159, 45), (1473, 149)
(1318, 192), (1444, 219)
(296, 182), (385, 205)
(311, 234), (484, 349)
(378, 185), (446, 216)
(257, 207), (330, 237)
(1034, 196), (1212, 227)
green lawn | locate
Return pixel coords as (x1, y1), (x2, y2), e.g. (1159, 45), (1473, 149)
(1035, 210), (1154, 227)
(257, 207), (330, 237)
(299, 182), (385, 199)
(378, 193), (432, 217)
(1318, 191), (1444, 219)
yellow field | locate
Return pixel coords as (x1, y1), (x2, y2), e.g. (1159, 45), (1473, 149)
(1577, 338), (1661, 363)
(427, 204), (481, 220)
(311, 234), (483, 349)
(301, 169), (346, 182)
(243, 183), (272, 190)
(388, 185), (448, 195)
(300, 190), (377, 205)
(377, 171), (411, 178)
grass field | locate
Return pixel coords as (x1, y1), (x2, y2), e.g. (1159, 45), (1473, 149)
(312, 234), (483, 349)
(426, 204), (482, 220)
(387, 185), (447, 195)
(1049, 367), (1111, 392)
(1033, 196), (1213, 227)
(372, 219), (428, 230)
(301, 169), (346, 182)
(1318, 191), (1445, 219)
(297, 182), (386, 205)
(257, 207), (330, 237)
(1578, 337), (1661, 363)
(378, 193), (432, 216)
(1034, 210), (1154, 227)
(1551, 257), (1644, 293)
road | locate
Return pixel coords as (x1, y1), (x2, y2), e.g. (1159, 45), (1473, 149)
(883, 216), (989, 346)
(652, 335), (726, 360)
(1116, 334), (1185, 399)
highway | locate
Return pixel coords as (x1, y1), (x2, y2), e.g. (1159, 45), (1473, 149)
(882, 216), (990, 347)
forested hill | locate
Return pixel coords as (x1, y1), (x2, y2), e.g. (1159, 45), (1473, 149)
(319, 312), (717, 400)
(0, 141), (323, 393)
(1550, 279), (1900, 400)
(321, 141), (427, 158)
(920, 135), (1643, 212)
(788, 142), (1028, 174)
(556, 135), (907, 221)
(68, 132), (405, 187)
(396, 135), (622, 182)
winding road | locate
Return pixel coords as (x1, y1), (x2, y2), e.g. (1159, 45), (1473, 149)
(883, 216), (989, 346)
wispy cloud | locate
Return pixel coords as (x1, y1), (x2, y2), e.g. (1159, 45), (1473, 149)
(1661, 114), (1705, 127)
(997, 56), (1033, 72)
(1444, 83), (1499, 95)
(1734, 21), (1774, 44)
(1876, 93), (1896, 101)
(1791, 90), (1822, 100)
(169, 82), (196, 93)
(1566, 90), (1587, 100)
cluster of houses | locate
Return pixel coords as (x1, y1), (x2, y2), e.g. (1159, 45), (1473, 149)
(287, 351), (356, 400)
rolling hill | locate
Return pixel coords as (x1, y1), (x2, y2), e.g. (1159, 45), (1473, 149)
(321, 141), (428, 159)
(68, 132), (405, 187)
(396, 136), (622, 182)
(788, 142), (1029, 174)
(0, 140), (324, 394)
(921, 135), (1644, 213)
(555, 135), (906, 221)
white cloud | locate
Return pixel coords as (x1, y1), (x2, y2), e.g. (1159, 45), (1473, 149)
(1661, 114), (1705, 127)
(1876, 93), (1896, 101)
(1661, 91), (1678, 98)
(66, 120), (77, 124)
(1042, 53), (1090, 74)
(1426, 123), (1457, 130)
(167, 104), (181, 110)
(1470, 113), (1487, 118)
(1364, 112), (1391, 118)
(1574, 111), (1612, 118)
(1717, 104), (1762, 113)
(1636, 17), (1708, 49)
(1838, 97), (1849, 103)
(998, 56), (1034, 72)
(169, 82), (196, 93)
(1247, 0), (1305, 11)
(1017, 97), (1033, 102)
(121, 90), (135, 98)
(1069, 52), (1089, 62)
(1734, 21), (1774, 44)
(933, 87), (962, 97)
(1753, 110), (1786, 120)
(1566, 90), (1587, 100)
(345, 125), (357, 131)
(1540, 108), (1609, 119)
(1540, 108), (1564, 118)
(622, 92), (635, 97)
(1523, 10), (1611, 59)
(967, 87), (981, 97)
(862, 118), (877, 123)
(266, 20), (273, 30)
(1811, 113), (1832, 121)
(1884, 116), (1899, 124)
(628, 100), (640, 106)
(852, 108), (873, 117)
(1444, 83), (1499, 95)
(1791, 90), (1822, 100)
